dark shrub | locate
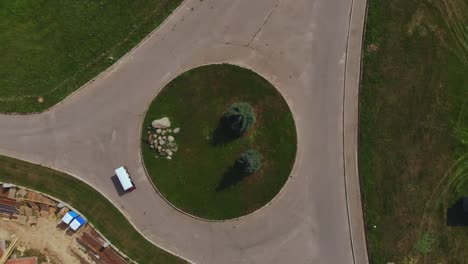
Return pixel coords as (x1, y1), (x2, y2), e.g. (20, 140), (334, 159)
(236, 149), (262, 174)
(222, 102), (256, 136)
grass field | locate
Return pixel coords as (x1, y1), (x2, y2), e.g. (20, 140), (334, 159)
(0, 155), (186, 264)
(142, 64), (297, 220)
(0, 0), (182, 113)
(360, 0), (468, 263)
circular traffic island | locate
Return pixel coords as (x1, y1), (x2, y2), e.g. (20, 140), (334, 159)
(142, 64), (297, 220)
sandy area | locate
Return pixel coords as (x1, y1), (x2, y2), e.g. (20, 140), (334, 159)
(0, 216), (95, 264)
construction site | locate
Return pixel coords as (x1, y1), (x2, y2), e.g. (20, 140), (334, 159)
(0, 183), (131, 264)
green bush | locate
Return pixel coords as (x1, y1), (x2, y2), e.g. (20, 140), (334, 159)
(414, 232), (435, 254)
(223, 102), (256, 136)
(236, 149), (262, 174)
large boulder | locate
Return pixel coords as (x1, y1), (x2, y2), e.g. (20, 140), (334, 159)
(152, 117), (171, 129)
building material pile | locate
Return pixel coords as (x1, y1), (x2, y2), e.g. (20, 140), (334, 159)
(0, 236), (20, 264)
(0, 197), (19, 215)
(1, 184), (132, 264)
(25, 191), (56, 207)
(76, 228), (128, 264)
(5, 257), (37, 264)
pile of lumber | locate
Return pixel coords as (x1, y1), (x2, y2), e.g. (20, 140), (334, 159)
(0, 197), (19, 215)
(24, 192), (57, 211)
(76, 228), (128, 264)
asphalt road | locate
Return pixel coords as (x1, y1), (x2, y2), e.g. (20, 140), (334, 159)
(0, 0), (369, 263)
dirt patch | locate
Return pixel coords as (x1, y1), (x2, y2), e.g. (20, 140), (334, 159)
(367, 43), (379, 53)
(407, 7), (425, 35)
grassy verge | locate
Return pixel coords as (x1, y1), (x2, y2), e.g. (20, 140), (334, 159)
(0, 155), (186, 264)
(0, 0), (182, 113)
(142, 64), (297, 220)
(360, 0), (468, 262)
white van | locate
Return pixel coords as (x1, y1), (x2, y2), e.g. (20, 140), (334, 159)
(115, 166), (136, 192)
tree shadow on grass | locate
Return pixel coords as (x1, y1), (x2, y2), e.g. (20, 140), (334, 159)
(211, 118), (238, 146)
(446, 198), (468, 226)
(216, 164), (249, 191)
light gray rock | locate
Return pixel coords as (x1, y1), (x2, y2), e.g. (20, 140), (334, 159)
(151, 117), (171, 129)
(167, 156), (172, 160)
(168, 136), (175, 142)
(159, 140), (166, 145)
(152, 134), (157, 138)
(150, 145), (154, 149)
(166, 149), (173, 156)
(173, 128), (180, 134)
(156, 129), (162, 134)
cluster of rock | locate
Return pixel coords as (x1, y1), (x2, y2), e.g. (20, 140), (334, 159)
(147, 117), (180, 160)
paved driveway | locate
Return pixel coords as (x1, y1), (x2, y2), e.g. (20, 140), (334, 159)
(0, 0), (368, 263)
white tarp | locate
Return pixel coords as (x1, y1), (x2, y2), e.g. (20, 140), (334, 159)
(2, 183), (15, 188)
(115, 166), (133, 191)
(61, 211), (77, 224)
(70, 217), (86, 231)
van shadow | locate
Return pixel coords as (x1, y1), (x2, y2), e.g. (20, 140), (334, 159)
(110, 175), (127, 197)
(216, 164), (249, 192)
(211, 118), (238, 146)
(446, 198), (468, 226)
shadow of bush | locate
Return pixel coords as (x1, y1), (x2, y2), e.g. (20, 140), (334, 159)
(216, 164), (249, 191)
(211, 117), (239, 145)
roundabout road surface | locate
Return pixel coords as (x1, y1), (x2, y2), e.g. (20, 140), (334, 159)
(0, 0), (369, 263)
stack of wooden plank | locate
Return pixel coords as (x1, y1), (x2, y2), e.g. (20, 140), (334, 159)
(25, 192), (56, 211)
(76, 228), (128, 264)
(0, 197), (19, 215)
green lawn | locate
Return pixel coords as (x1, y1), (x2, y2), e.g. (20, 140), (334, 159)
(0, 155), (186, 264)
(360, 0), (468, 263)
(0, 0), (182, 113)
(142, 64), (297, 220)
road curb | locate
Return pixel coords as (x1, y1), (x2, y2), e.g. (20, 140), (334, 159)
(342, 0), (370, 263)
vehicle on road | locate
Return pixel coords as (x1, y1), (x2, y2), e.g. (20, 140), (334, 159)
(115, 166), (136, 192)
